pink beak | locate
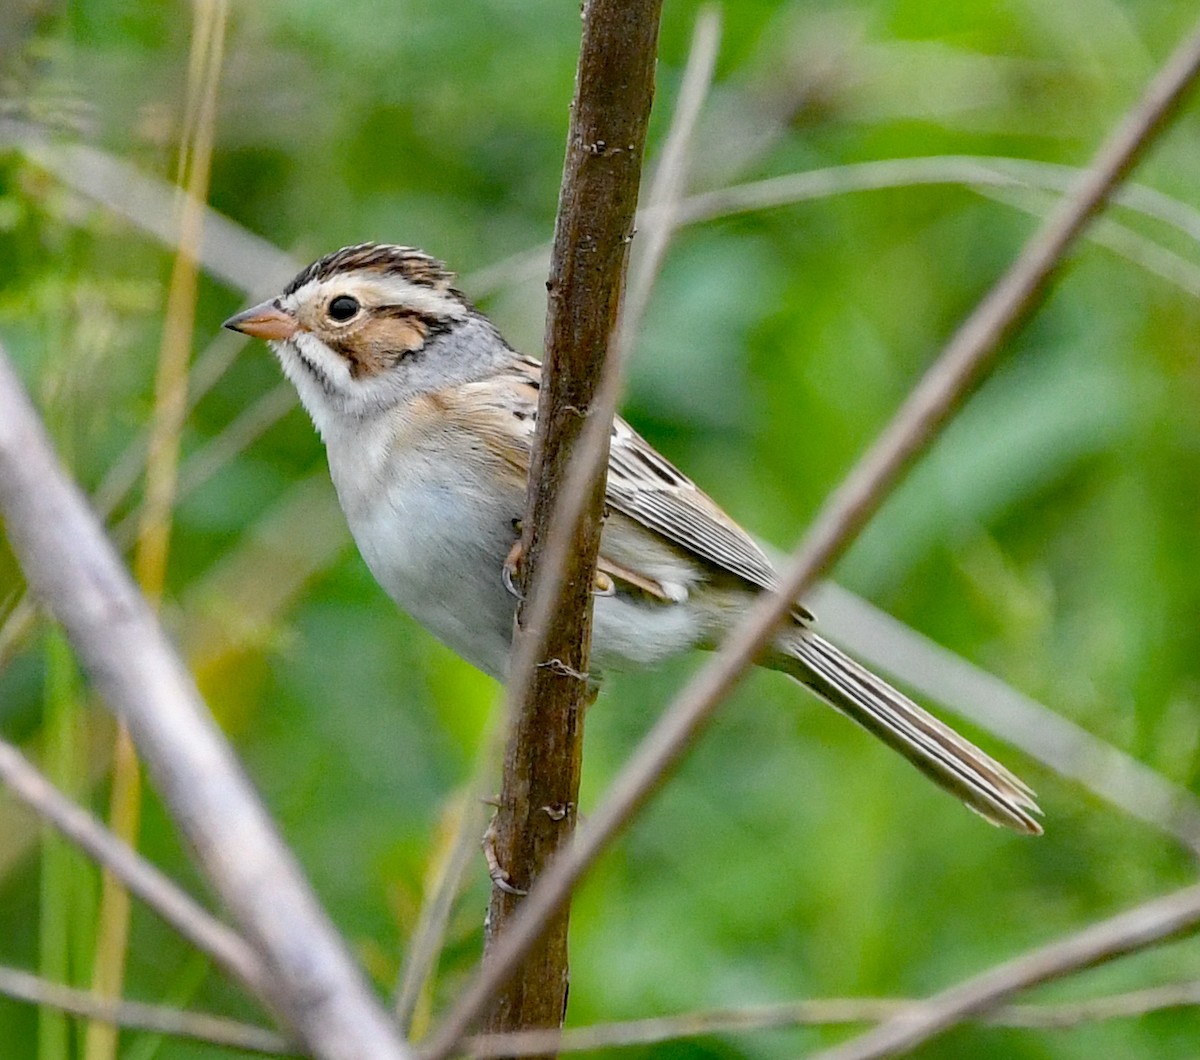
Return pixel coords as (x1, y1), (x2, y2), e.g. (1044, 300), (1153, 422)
(223, 300), (298, 341)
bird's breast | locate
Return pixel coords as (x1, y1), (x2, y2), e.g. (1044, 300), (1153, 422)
(325, 418), (521, 680)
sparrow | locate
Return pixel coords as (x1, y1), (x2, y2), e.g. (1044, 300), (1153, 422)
(224, 242), (1041, 835)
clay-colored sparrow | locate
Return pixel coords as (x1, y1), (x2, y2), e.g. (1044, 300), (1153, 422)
(225, 242), (1041, 835)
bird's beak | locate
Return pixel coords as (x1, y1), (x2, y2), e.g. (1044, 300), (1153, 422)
(223, 300), (298, 341)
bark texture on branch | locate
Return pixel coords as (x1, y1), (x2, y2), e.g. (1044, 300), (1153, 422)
(482, 0), (664, 1048)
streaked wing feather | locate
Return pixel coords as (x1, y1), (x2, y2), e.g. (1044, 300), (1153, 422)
(468, 358), (803, 613)
(605, 420), (782, 595)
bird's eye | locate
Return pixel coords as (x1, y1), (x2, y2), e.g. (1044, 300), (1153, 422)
(327, 295), (360, 322)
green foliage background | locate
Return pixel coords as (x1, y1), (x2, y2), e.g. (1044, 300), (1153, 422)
(4, 0), (1200, 1056)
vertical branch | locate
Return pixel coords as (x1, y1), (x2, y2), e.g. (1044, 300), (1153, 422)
(134, 0), (227, 597)
(482, 0), (664, 1046)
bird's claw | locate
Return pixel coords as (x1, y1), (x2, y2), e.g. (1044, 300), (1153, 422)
(482, 814), (527, 896)
(502, 538), (524, 601)
(502, 533), (615, 599)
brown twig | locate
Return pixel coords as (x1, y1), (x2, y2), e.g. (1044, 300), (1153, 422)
(0, 964), (294, 1057)
(487, 0), (718, 824)
(0, 342), (410, 1058)
(814, 883), (1200, 1059)
(422, 15), (1200, 1057)
(487, 3), (718, 821)
(480, 0), (664, 1047)
(0, 737), (269, 998)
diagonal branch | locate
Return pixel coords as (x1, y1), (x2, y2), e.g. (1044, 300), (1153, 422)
(0, 737), (268, 998)
(0, 341), (410, 1059)
(0, 965), (293, 1057)
(463, 979), (1200, 1055)
(814, 882), (1200, 1060)
(422, 15), (1200, 1056)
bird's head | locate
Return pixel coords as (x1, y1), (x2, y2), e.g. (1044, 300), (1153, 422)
(225, 242), (500, 432)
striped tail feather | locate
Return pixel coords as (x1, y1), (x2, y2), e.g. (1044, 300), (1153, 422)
(772, 631), (1042, 835)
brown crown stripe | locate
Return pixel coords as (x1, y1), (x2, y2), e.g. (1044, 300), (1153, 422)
(284, 242), (457, 296)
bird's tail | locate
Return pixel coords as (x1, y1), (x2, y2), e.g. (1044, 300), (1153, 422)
(771, 630), (1042, 835)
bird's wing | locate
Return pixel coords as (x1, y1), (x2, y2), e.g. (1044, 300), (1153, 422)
(603, 416), (785, 597)
(460, 357), (807, 614)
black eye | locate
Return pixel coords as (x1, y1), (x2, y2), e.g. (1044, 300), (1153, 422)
(327, 295), (360, 322)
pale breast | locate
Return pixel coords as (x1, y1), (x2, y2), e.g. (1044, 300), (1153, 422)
(323, 401), (523, 680)
(319, 395), (716, 683)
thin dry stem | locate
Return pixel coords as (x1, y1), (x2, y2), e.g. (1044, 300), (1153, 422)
(423, 17), (1200, 1055)
(466, 153), (1200, 301)
(85, 723), (140, 1060)
(88, 11), (230, 1057)
(134, 0), (227, 602)
(815, 883), (1200, 1060)
(676, 154), (1200, 241)
(621, 6), (722, 339)
(0, 737), (269, 996)
(0, 964), (293, 1056)
(979, 183), (1200, 299)
(393, 782), (492, 1036)
(463, 980), (1200, 1056)
(0, 596), (38, 677)
(13, 963), (1200, 1060)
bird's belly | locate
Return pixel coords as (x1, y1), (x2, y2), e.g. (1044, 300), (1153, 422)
(341, 475), (519, 681)
(330, 449), (707, 682)
(591, 593), (703, 670)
